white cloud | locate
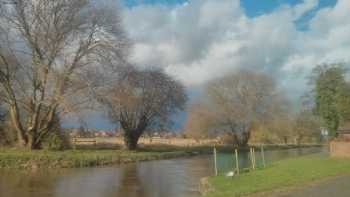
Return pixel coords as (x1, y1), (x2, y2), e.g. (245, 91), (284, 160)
(122, 0), (350, 100)
(293, 0), (318, 19)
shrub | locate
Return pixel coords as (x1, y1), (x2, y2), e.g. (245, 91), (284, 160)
(0, 129), (15, 146)
(0, 120), (17, 146)
(43, 130), (71, 151)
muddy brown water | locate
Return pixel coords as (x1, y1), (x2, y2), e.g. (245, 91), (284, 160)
(0, 147), (326, 197)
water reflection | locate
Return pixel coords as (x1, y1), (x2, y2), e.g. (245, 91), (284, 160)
(0, 170), (57, 197)
(126, 157), (212, 197)
(0, 147), (325, 197)
(54, 168), (123, 197)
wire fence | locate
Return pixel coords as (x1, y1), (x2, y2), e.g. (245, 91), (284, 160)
(213, 146), (267, 176)
(212, 145), (326, 176)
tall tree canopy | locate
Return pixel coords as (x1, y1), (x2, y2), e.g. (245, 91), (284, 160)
(0, 0), (127, 149)
(99, 67), (187, 150)
(312, 64), (350, 137)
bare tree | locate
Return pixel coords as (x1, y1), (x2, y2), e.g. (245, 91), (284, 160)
(293, 109), (320, 145)
(184, 101), (215, 142)
(98, 67), (187, 150)
(0, 0), (127, 149)
(267, 113), (294, 144)
(206, 69), (280, 146)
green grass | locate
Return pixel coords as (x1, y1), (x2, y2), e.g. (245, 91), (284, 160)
(205, 154), (350, 197)
(0, 148), (193, 169)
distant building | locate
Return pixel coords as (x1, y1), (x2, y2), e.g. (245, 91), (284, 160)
(66, 128), (116, 138)
(330, 123), (350, 157)
(94, 130), (115, 137)
(336, 123), (350, 140)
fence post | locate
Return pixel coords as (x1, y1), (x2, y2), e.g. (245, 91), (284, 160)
(235, 149), (239, 175)
(214, 145), (218, 176)
(253, 147), (256, 170)
(261, 145), (266, 168)
(73, 137), (77, 150)
(250, 147), (255, 170)
(249, 147), (252, 169)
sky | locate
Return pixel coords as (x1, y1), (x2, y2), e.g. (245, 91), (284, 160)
(65, 0), (350, 130)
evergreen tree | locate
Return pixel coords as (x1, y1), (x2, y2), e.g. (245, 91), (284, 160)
(312, 64), (349, 137)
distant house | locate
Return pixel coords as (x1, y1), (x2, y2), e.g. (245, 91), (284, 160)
(336, 123), (350, 141)
(68, 128), (80, 137)
(94, 130), (115, 137)
(330, 123), (350, 157)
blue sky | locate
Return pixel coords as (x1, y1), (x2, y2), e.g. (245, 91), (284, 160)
(123, 0), (336, 30)
(242, 0), (336, 30)
(240, 0), (335, 17)
(123, 0), (336, 16)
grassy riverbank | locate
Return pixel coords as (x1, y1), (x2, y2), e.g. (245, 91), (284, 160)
(204, 154), (350, 197)
(0, 144), (324, 170)
(0, 148), (195, 169)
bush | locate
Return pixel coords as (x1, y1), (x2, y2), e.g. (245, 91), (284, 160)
(43, 130), (71, 150)
(0, 128), (15, 146)
(0, 120), (17, 146)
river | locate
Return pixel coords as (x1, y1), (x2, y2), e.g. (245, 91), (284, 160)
(0, 147), (326, 197)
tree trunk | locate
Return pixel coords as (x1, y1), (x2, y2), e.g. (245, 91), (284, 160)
(124, 134), (140, 150)
(10, 107), (28, 148)
(231, 132), (239, 148)
(240, 131), (251, 147)
(16, 131), (42, 150)
(16, 130), (27, 148)
(121, 120), (148, 150)
(124, 131), (141, 150)
(29, 137), (42, 150)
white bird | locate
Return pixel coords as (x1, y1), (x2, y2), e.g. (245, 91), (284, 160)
(225, 171), (235, 177)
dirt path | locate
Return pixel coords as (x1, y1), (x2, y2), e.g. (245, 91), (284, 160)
(273, 175), (350, 197)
